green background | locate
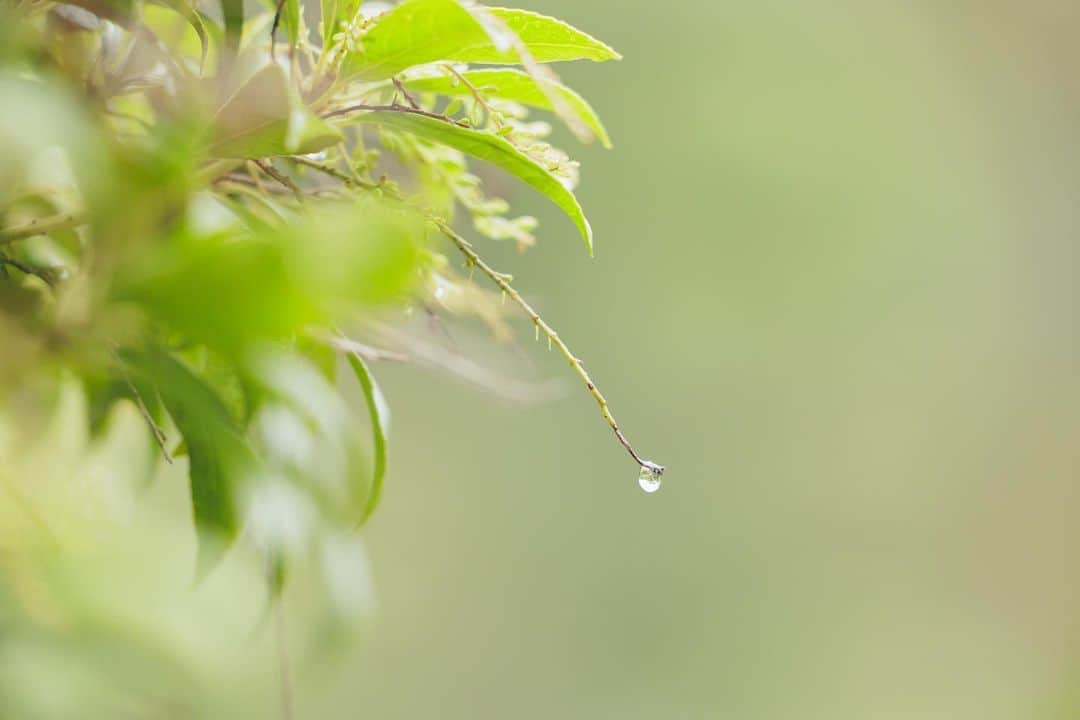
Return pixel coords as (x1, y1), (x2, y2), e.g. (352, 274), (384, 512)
(336, 1), (1080, 718)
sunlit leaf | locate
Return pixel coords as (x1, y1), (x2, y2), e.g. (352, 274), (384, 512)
(450, 7), (621, 64)
(340, 0), (619, 81)
(340, 0), (485, 81)
(405, 68), (612, 148)
(351, 109), (593, 253)
(346, 352), (389, 524)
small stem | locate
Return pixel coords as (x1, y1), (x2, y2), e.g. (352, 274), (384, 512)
(324, 103), (470, 128)
(0, 257), (57, 286)
(117, 368), (173, 465)
(439, 64), (501, 127)
(0, 213), (83, 245)
(432, 219), (659, 472)
(291, 155), (377, 190)
(255, 160), (305, 204)
(391, 78), (421, 110)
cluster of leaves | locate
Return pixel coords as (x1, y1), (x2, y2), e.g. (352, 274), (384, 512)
(0, 0), (638, 594)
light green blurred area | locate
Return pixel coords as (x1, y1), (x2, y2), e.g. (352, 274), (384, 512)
(337, 2), (1080, 718)
(6, 1), (1080, 718)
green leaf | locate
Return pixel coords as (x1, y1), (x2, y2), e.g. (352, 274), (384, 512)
(341, 0), (486, 81)
(352, 109), (593, 253)
(449, 6), (621, 64)
(405, 68), (612, 148)
(320, 0), (339, 44)
(341, 1), (619, 82)
(116, 232), (320, 356)
(220, 0), (244, 52)
(156, 0), (209, 71)
(126, 348), (256, 577)
(208, 64), (342, 158)
(346, 353), (389, 524)
(279, 0), (301, 47)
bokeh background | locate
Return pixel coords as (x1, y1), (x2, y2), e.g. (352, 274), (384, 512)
(344, 2), (1080, 718)
(5, 1), (1080, 718)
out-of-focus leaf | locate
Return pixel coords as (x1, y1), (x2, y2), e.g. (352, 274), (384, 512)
(405, 68), (612, 148)
(58, 0), (137, 25)
(346, 352), (388, 524)
(156, 0), (209, 70)
(0, 73), (109, 209)
(449, 7), (621, 64)
(116, 231), (320, 355)
(179, 345), (250, 424)
(126, 348), (255, 577)
(321, 0), (339, 45)
(208, 64), (341, 158)
(249, 351), (369, 522)
(220, 0), (244, 54)
(277, 197), (425, 311)
(118, 195), (421, 355)
(352, 110), (593, 253)
(279, 0), (301, 47)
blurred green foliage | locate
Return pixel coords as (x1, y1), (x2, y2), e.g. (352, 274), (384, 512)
(0, 0), (635, 715)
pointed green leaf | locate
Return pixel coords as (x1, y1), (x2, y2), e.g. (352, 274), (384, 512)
(449, 7), (621, 64)
(155, 0), (210, 71)
(346, 353), (389, 524)
(341, 0), (486, 81)
(341, 1), (619, 81)
(352, 110), (593, 252)
(321, 0), (339, 44)
(208, 64), (342, 158)
(220, 0), (244, 53)
(279, 0), (301, 47)
(405, 68), (611, 148)
(127, 348), (255, 577)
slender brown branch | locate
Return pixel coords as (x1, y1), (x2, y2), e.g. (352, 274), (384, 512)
(291, 155), (378, 190)
(324, 103), (470, 128)
(431, 219), (661, 473)
(392, 78), (421, 110)
(255, 160), (305, 203)
(0, 257), (58, 286)
(117, 364), (173, 465)
(438, 64), (502, 127)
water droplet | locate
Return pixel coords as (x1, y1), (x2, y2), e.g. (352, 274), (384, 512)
(637, 461), (664, 494)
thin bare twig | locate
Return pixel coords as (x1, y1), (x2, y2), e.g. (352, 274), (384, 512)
(431, 219), (660, 472)
(392, 78), (421, 110)
(0, 213), (83, 245)
(118, 367), (173, 465)
(324, 103), (471, 128)
(255, 160), (305, 204)
(0, 257), (58, 286)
